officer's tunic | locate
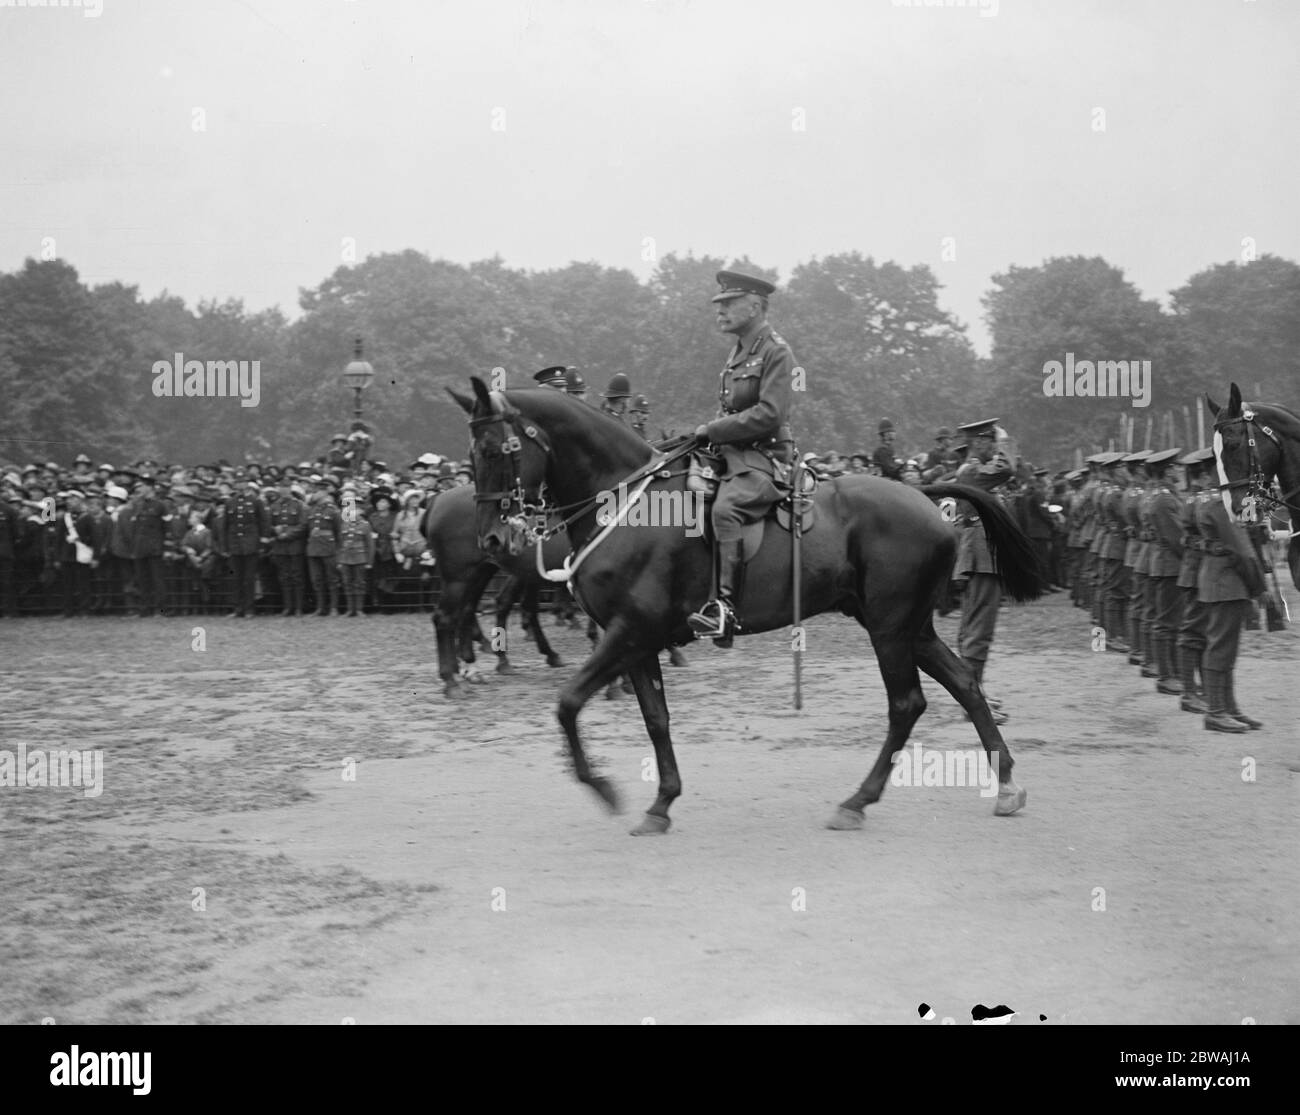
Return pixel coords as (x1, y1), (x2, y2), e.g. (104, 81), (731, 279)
(269, 494), (309, 596)
(701, 323), (795, 542)
(1146, 484), (1185, 652)
(1176, 485), (1211, 656)
(1195, 497), (1264, 674)
(953, 455), (1013, 663)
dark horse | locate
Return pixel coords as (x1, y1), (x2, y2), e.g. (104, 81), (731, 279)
(1208, 382), (1300, 591)
(451, 380), (1043, 834)
(425, 484), (570, 696)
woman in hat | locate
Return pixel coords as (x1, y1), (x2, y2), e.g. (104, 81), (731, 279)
(367, 487), (398, 612)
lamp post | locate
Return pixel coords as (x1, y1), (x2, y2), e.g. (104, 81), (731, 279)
(341, 336), (374, 422)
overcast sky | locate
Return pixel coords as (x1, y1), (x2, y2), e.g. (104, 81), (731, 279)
(2, 0), (1295, 354)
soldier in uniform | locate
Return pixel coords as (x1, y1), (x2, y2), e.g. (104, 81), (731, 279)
(1141, 449), (1186, 695)
(1174, 448), (1215, 712)
(872, 420), (904, 480)
(921, 427), (960, 481)
(629, 394), (652, 440)
(1018, 468), (1056, 590)
(563, 368), (589, 403)
(130, 474), (172, 618)
(600, 373), (633, 422)
(220, 471), (271, 617)
(687, 270), (794, 645)
(1097, 453), (1132, 653)
(952, 418), (1014, 724)
(269, 475), (309, 616)
(1196, 478), (1266, 732)
(305, 479), (343, 616)
(533, 365), (568, 390)
(1119, 451), (1153, 670)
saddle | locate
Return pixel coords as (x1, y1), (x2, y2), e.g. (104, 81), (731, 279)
(687, 449), (817, 557)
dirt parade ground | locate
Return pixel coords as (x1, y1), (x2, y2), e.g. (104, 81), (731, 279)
(2, 586), (1297, 1026)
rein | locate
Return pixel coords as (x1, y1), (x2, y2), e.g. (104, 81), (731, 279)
(468, 394), (700, 581)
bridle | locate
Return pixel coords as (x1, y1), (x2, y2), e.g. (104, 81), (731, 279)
(1213, 407), (1300, 521)
(467, 394), (554, 544)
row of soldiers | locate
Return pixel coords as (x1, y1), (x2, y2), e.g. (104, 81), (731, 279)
(1060, 446), (1272, 733)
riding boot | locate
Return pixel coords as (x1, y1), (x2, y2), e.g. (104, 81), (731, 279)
(1177, 648), (1206, 711)
(1202, 668), (1247, 733)
(1105, 600), (1130, 654)
(713, 540), (745, 648)
(1155, 636), (1182, 694)
(1126, 603), (1142, 665)
(328, 579), (339, 617)
(292, 583), (304, 617)
(1224, 671), (1262, 730)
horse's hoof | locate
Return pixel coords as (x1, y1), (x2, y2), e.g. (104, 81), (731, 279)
(630, 813), (671, 836)
(496, 659), (516, 675)
(587, 777), (622, 814)
(668, 650), (687, 667)
(994, 784), (1027, 816)
(826, 806), (864, 831)
(546, 654), (565, 668)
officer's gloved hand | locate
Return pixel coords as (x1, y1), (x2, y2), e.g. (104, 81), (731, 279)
(694, 425), (711, 447)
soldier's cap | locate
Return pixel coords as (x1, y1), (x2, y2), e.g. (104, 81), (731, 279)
(563, 368), (587, 393)
(1064, 469), (1083, 482)
(73, 453), (92, 465)
(935, 427), (952, 439)
(1178, 447), (1215, 466)
(533, 365), (568, 387)
(802, 452), (821, 463)
(602, 373), (632, 399)
(1100, 452), (1128, 467)
(1033, 468), (1050, 477)
(956, 418), (999, 438)
(711, 270), (776, 303)
(1145, 448), (1182, 467)
(849, 450), (872, 464)
(455, 463), (473, 477)
(1121, 450), (1152, 464)
(630, 394), (650, 410)
(951, 442), (969, 453)
(878, 418), (895, 434)
(331, 433), (347, 443)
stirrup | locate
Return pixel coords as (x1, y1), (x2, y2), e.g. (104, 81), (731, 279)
(688, 598), (732, 638)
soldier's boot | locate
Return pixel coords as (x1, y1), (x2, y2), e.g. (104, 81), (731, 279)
(279, 586), (292, 618)
(1224, 671), (1263, 730)
(1106, 601), (1130, 654)
(1139, 625), (1158, 677)
(314, 582), (328, 616)
(1177, 648), (1206, 712)
(1126, 605), (1143, 665)
(1202, 669), (1247, 733)
(966, 659), (1008, 725)
(688, 540), (744, 646)
(291, 583), (304, 617)
(328, 580), (340, 616)
(1155, 636), (1182, 694)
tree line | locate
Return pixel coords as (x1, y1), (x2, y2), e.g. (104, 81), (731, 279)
(1, 250), (1295, 471)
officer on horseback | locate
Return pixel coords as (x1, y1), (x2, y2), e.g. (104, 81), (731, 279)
(688, 270), (795, 646)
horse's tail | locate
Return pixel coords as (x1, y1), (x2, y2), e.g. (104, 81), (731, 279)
(921, 483), (1045, 602)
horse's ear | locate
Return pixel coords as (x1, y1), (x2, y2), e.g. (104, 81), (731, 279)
(447, 385), (474, 414)
(1228, 382), (1243, 415)
(470, 376), (494, 412)
(1205, 393), (1221, 418)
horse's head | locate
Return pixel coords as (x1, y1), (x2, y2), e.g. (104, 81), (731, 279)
(1207, 382), (1281, 521)
(449, 378), (551, 556)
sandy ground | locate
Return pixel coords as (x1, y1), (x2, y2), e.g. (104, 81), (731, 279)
(2, 585), (1298, 1025)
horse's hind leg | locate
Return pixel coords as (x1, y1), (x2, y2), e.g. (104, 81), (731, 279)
(829, 634), (927, 829)
(913, 625), (1025, 816)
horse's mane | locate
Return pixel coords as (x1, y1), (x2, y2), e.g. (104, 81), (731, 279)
(1251, 400), (1300, 431)
(501, 388), (654, 462)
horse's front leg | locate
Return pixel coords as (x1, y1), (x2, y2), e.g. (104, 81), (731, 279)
(625, 652), (681, 836)
(556, 619), (659, 816)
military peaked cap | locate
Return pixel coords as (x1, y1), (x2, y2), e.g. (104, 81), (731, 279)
(711, 270), (777, 303)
